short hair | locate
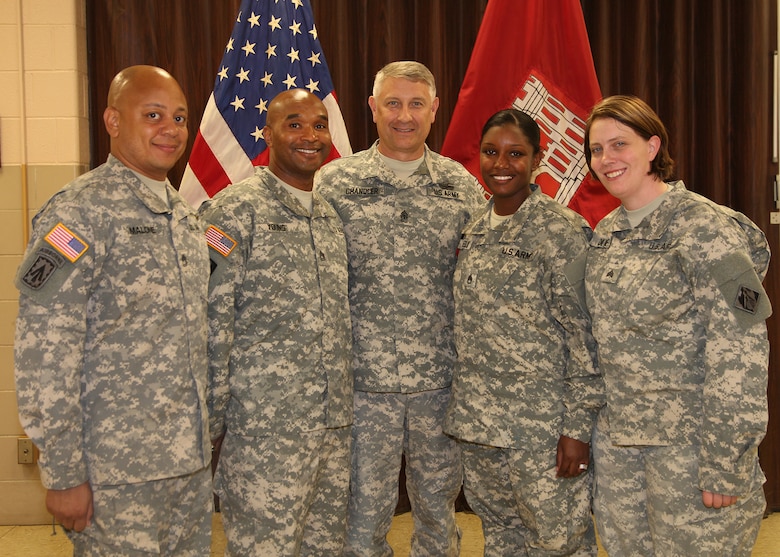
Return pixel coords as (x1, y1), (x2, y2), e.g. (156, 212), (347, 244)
(584, 95), (674, 181)
(372, 61), (436, 99)
(480, 109), (541, 154)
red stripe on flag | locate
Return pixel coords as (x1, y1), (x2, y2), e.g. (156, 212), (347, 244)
(187, 132), (232, 198)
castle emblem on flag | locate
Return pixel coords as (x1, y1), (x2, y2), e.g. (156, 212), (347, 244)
(514, 74), (590, 207)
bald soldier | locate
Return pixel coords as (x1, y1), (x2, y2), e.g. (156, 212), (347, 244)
(14, 65), (212, 555)
(200, 89), (353, 556)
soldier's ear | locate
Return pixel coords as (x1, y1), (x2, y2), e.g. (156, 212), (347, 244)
(104, 107), (120, 138)
(648, 135), (661, 161)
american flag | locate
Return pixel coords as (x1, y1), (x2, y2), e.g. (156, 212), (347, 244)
(179, 0), (351, 208)
(205, 225), (237, 257)
(45, 223), (88, 262)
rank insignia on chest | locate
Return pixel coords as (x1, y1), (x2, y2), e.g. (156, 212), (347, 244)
(44, 223), (88, 262)
(205, 225), (237, 257)
(465, 271), (478, 288)
(601, 267), (621, 284)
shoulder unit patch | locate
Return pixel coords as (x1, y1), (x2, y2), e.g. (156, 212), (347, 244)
(735, 285), (760, 314)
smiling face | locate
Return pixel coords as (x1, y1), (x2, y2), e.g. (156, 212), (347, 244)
(104, 66), (188, 181)
(480, 123), (542, 215)
(264, 89), (332, 191)
(368, 76), (439, 161)
(586, 117), (664, 210)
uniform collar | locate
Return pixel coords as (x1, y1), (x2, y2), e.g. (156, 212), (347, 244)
(259, 167), (336, 220)
(472, 184), (544, 236)
(355, 141), (443, 187)
(106, 154), (196, 222)
(600, 180), (686, 240)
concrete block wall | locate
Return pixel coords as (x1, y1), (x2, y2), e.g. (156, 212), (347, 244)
(0, 0), (89, 525)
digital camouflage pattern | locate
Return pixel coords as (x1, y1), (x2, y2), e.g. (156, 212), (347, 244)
(586, 180), (771, 555)
(316, 142), (486, 393)
(461, 442), (596, 556)
(201, 166), (352, 437)
(71, 467), (213, 556)
(592, 416), (767, 557)
(445, 187), (601, 555)
(344, 389), (463, 557)
(215, 428), (350, 556)
(445, 187), (602, 448)
(316, 142), (485, 557)
(200, 166), (353, 554)
(15, 154), (211, 490)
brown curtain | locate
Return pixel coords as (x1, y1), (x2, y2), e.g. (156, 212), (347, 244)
(86, 0), (780, 511)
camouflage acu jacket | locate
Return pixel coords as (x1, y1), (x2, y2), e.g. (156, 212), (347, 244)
(201, 167), (353, 439)
(445, 187), (602, 452)
(15, 155), (211, 489)
(316, 142), (486, 393)
(586, 180), (771, 494)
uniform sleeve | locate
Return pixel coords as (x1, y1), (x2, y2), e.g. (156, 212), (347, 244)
(550, 225), (604, 443)
(688, 218), (771, 495)
(14, 202), (96, 490)
(199, 200), (244, 441)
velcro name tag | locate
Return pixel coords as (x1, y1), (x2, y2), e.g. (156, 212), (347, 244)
(428, 184), (461, 200)
(345, 186), (384, 196)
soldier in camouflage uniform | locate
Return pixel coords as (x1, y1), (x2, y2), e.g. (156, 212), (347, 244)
(316, 61), (485, 557)
(14, 66), (212, 556)
(583, 95), (771, 556)
(199, 89), (353, 556)
(444, 109), (602, 556)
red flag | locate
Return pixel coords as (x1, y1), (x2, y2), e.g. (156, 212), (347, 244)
(179, 0), (351, 208)
(440, 0), (619, 227)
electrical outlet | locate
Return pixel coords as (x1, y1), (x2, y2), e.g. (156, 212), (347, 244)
(18, 438), (35, 464)
(771, 212), (780, 225)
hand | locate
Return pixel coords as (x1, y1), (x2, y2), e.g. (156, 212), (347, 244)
(556, 435), (590, 478)
(46, 482), (93, 532)
(702, 490), (738, 509)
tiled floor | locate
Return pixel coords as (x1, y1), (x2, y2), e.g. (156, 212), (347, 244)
(1, 511), (778, 556)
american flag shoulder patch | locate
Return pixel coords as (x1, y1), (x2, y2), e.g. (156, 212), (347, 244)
(205, 225), (237, 257)
(44, 223), (89, 263)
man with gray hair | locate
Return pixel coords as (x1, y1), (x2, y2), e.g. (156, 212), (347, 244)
(317, 61), (485, 556)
